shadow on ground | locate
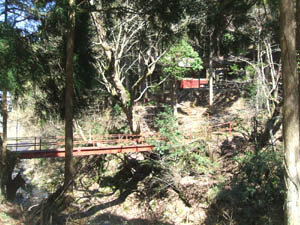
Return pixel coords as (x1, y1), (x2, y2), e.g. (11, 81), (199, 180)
(178, 89), (243, 118)
(59, 159), (161, 224)
(206, 89), (241, 116)
(90, 213), (172, 225)
(204, 135), (284, 225)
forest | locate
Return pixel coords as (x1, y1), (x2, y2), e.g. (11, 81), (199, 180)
(0, 0), (299, 224)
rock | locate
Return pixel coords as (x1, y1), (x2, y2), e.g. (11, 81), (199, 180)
(179, 176), (198, 186)
(101, 221), (113, 225)
(128, 153), (144, 160)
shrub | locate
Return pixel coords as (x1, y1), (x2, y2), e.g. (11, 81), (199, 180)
(211, 146), (284, 224)
(151, 107), (216, 175)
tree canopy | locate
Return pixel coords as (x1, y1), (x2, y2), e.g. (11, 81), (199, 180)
(0, 22), (41, 98)
(159, 39), (203, 79)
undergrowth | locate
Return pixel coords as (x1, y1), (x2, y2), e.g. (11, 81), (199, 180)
(151, 107), (217, 175)
(205, 143), (284, 225)
(11, 99), (285, 225)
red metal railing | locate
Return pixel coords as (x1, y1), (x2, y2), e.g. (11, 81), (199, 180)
(7, 134), (160, 159)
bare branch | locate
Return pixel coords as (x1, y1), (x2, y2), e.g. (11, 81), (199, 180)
(134, 74), (171, 102)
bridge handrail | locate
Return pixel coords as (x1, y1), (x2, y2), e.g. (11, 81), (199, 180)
(7, 134), (161, 151)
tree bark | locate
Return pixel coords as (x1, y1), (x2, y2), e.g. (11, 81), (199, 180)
(64, 0), (75, 189)
(296, 0), (300, 53)
(297, 0), (300, 132)
(1, 89), (8, 197)
(281, 0), (300, 224)
(1, 0), (9, 199)
(2, 89), (7, 165)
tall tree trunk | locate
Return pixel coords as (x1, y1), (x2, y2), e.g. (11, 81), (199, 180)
(297, 0), (300, 128)
(0, 0), (9, 199)
(123, 106), (137, 134)
(2, 89), (8, 167)
(64, 0), (75, 189)
(0, 78), (8, 200)
(281, 0), (300, 224)
(297, 0), (300, 54)
(2, 89), (7, 165)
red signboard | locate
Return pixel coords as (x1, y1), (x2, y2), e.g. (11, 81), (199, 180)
(179, 79), (208, 89)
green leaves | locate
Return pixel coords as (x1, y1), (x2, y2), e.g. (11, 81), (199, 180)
(0, 23), (22, 90)
(0, 22), (42, 97)
(151, 107), (215, 174)
(159, 39), (203, 79)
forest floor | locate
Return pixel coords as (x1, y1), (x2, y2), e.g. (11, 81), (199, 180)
(0, 89), (283, 225)
(0, 202), (25, 225)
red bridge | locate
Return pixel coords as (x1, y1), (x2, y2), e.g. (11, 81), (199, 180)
(7, 134), (157, 159)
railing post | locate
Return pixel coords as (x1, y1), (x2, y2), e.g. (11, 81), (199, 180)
(40, 138), (42, 150)
(229, 122), (232, 135)
(56, 136), (59, 149)
(34, 137), (36, 151)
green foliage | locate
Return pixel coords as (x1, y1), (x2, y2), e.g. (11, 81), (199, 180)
(213, 147), (284, 224)
(245, 65), (255, 78)
(34, 1), (98, 121)
(222, 32), (235, 46)
(91, 122), (107, 135)
(234, 149), (284, 200)
(228, 64), (242, 77)
(137, 0), (184, 24)
(0, 22), (41, 95)
(152, 107), (215, 174)
(186, 0), (257, 57)
(245, 84), (257, 99)
(229, 64), (252, 81)
(153, 107), (182, 155)
(112, 103), (123, 117)
(159, 39), (203, 79)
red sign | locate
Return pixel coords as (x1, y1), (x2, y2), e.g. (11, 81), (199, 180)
(179, 79), (208, 89)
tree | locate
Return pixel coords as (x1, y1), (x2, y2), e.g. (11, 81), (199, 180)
(0, 0), (9, 199)
(159, 39), (203, 115)
(280, 0), (300, 224)
(186, 0), (258, 105)
(28, 0), (98, 192)
(0, 0), (79, 197)
(0, 0), (40, 29)
(90, 0), (184, 133)
(33, 1), (97, 121)
(1, 0), (9, 187)
(64, 0), (75, 190)
(0, 0), (42, 199)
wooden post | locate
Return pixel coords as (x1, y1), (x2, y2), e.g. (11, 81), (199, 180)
(228, 122), (232, 135)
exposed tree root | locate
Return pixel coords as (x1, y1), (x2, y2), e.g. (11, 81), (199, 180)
(27, 156), (106, 225)
(28, 181), (74, 225)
